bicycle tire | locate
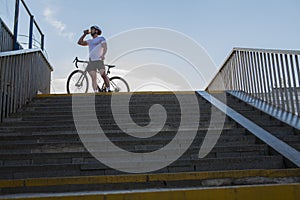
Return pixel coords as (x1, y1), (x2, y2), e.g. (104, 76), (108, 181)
(101, 76), (130, 92)
(66, 70), (89, 94)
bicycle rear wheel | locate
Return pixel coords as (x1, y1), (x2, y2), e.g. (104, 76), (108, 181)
(66, 70), (89, 94)
(103, 76), (130, 92)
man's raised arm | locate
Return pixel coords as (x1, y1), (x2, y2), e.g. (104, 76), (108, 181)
(77, 30), (89, 46)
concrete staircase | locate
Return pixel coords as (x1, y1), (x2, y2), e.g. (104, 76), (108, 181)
(213, 92), (300, 152)
(0, 92), (299, 199)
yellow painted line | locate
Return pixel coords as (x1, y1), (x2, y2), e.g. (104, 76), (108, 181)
(122, 91), (196, 95)
(36, 91), (196, 98)
(1, 169), (300, 189)
(148, 168), (300, 181)
(205, 90), (226, 93)
(1, 183), (300, 200)
(25, 174), (147, 187)
(0, 180), (24, 188)
(37, 93), (73, 97)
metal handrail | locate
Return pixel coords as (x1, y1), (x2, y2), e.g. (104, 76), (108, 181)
(17, 34), (49, 59)
(13, 0), (44, 50)
(18, 34), (40, 45)
(206, 47), (300, 116)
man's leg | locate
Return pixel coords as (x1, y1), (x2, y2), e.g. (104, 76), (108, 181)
(88, 70), (98, 92)
(99, 69), (110, 90)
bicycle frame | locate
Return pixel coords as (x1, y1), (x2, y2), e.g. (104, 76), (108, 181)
(73, 57), (111, 91)
(75, 71), (88, 87)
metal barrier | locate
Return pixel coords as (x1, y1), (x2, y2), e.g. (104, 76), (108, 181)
(0, 18), (17, 52)
(206, 48), (300, 116)
(0, 49), (53, 122)
(0, 18), (24, 52)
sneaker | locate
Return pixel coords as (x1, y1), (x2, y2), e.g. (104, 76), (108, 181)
(107, 90), (112, 92)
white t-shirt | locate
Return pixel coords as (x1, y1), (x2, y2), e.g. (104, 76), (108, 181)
(87, 36), (106, 61)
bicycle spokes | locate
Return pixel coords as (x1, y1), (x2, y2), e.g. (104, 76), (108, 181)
(109, 77), (129, 92)
(110, 81), (120, 92)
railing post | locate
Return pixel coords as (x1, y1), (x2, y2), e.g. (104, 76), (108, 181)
(13, 0), (20, 50)
(41, 34), (45, 50)
(250, 52), (258, 98)
(294, 55), (300, 115)
(285, 54), (295, 114)
(28, 15), (34, 49)
(267, 53), (276, 106)
(274, 54), (285, 109)
(229, 58), (234, 90)
(290, 54), (299, 115)
(236, 51), (244, 91)
(279, 54), (290, 111)
(260, 52), (267, 101)
(246, 51), (255, 95)
(234, 51), (240, 90)
(253, 52), (261, 98)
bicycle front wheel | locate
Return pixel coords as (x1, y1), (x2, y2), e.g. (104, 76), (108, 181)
(66, 70), (89, 94)
(107, 76), (130, 92)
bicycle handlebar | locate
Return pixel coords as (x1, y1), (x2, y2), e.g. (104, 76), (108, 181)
(73, 57), (88, 68)
(73, 57), (115, 69)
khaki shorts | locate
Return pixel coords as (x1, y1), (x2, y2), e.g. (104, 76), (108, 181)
(87, 60), (105, 71)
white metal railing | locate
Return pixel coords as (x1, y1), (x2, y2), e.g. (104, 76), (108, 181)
(206, 47), (300, 116)
(0, 49), (53, 122)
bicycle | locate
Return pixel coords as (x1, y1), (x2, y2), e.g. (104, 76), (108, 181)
(66, 57), (130, 94)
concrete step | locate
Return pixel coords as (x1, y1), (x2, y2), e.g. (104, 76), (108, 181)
(24, 100), (211, 107)
(0, 123), (237, 134)
(24, 102), (207, 108)
(1, 111), (231, 123)
(18, 112), (226, 122)
(0, 120), (235, 129)
(18, 108), (209, 117)
(0, 126), (246, 137)
(28, 93), (205, 104)
(0, 169), (299, 196)
(0, 156), (284, 180)
(0, 128), (247, 141)
(282, 135), (300, 150)
(25, 94), (208, 104)
(0, 135), (258, 154)
(220, 92), (300, 148)
(0, 144), (269, 165)
(2, 183), (300, 200)
(260, 126), (296, 135)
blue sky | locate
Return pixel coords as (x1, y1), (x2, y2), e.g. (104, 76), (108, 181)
(1, 0), (300, 92)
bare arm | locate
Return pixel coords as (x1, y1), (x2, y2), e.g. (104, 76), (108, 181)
(77, 30), (89, 46)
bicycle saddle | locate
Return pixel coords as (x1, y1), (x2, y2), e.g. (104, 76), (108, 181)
(106, 65), (116, 68)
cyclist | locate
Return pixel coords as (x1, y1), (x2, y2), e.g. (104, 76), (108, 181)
(77, 25), (110, 92)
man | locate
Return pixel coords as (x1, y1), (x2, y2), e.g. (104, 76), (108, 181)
(77, 25), (110, 92)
